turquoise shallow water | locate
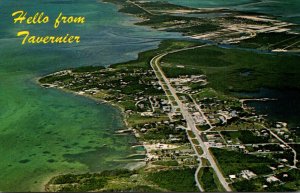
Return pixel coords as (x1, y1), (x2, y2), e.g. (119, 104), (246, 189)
(0, 0), (179, 191)
(1, 0), (299, 191)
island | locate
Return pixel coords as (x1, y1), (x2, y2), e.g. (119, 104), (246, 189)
(39, 0), (300, 192)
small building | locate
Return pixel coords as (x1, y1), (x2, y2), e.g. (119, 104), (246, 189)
(266, 176), (280, 183)
(229, 175), (236, 180)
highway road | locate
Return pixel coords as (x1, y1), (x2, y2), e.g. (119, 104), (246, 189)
(150, 45), (232, 192)
(127, 0), (155, 15)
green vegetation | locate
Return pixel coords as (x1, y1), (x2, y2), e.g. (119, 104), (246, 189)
(141, 124), (188, 142)
(233, 169), (300, 192)
(147, 168), (198, 192)
(198, 167), (225, 192)
(240, 32), (300, 51)
(109, 40), (200, 71)
(162, 45), (300, 93)
(201, 158), (209, 167)
(39, 74), (73, 84)
(162, 65), (203, 78)
(193, 88), (233, 101)
(211, 148), (274, 175)
(191, 138), (200, 145)
(47, 169), (135, 192)
(152, 160), (179, 166)
(213, 120), (264, 131)
(127, 114), (169, 127)
(187, 130), (195, 138)
(41, 31), (300, 191)
(47, 168), (201, 192)
(42, 39), (199, 192)
(195, 146), (203, 155)
(221, 130), (270, 144)
(196, 124), (210, 131)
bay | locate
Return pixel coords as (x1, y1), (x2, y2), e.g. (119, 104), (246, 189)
(0, 0), (180, 191)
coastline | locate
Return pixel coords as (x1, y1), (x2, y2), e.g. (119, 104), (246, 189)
(37, 40), (204, 191)
(38, 81), (133, 133)
(37, 40), (299, 191)
(35, 77), (128, 125)
(36, 77), (145, 190)
(34, 0), (300, 191)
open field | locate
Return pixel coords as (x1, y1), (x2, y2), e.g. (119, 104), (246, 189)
(46, 168), (200, 192)
(146, 168), (198, 192)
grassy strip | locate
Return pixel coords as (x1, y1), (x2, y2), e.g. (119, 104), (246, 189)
(195, 146), (203, 155)
(187, 130), (196, 138)
(198, 167), (225, 192)
(191, 138), (200, 145)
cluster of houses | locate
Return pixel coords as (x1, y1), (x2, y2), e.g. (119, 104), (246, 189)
(190, 13), (297, 49)
(42, 58), (297, 190)
(149, 96), (172, 113)
(229, 169), (290, 189)
(170, 75), (207, 94)
(145, 143), (198, 165)
(203, 132), (225, 148)
(273, 122), (295, 143)
(229, 169), (257, 181)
